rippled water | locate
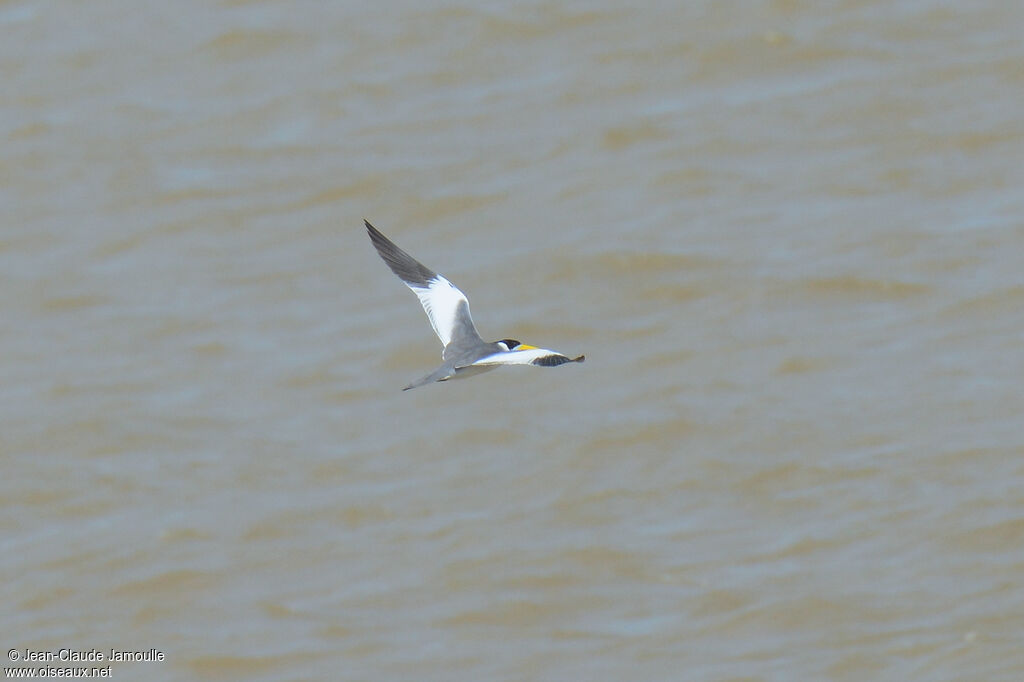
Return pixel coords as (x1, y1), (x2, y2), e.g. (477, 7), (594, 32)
(3, 1), (1024, 680)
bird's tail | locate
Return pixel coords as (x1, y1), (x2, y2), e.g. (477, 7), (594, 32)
(403, 365), (454, 391)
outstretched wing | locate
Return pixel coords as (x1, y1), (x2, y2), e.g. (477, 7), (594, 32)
(468, 347), (585, 368)
(365, 220), (483, 348)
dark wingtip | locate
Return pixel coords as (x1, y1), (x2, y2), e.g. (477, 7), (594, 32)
(573, 355), (585, 362)
(364, 220), (438, 288)
(532, 353), (585, 367)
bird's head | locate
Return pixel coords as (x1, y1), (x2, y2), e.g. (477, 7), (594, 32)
(498, 339), (537, 352)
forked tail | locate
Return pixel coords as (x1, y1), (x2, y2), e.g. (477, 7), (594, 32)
(403, 364), (454, 391)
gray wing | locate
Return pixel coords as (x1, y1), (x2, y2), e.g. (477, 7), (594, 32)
(365, 220), (485, 350)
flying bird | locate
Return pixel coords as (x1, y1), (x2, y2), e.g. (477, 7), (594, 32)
(364, 220), (584, 390)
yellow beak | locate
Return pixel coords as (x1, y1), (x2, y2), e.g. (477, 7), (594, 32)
(515, 344), (538, 350)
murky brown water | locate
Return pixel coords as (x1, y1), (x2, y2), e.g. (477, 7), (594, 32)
(4, 1), (1024, 680)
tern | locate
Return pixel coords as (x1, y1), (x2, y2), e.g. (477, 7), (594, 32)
(365, 220), (584, 390)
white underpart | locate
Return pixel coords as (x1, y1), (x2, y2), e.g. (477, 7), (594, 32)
(407, 274), (472, 347)
(469, 348), (565, 366)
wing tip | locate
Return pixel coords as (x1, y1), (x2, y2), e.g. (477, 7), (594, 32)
(531, 353), (585, 367)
